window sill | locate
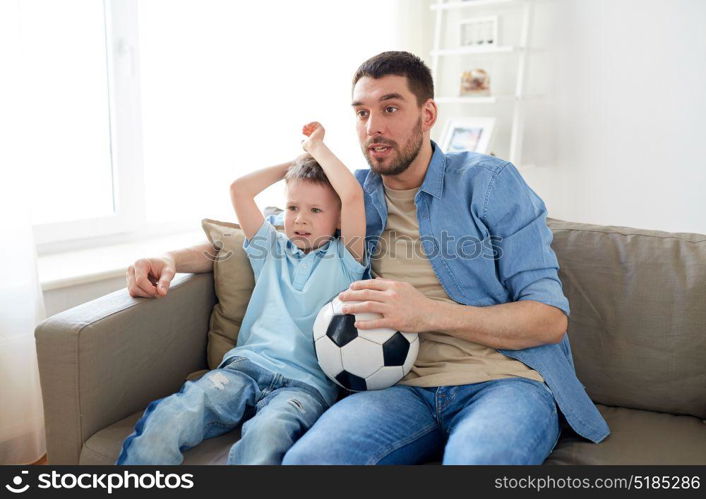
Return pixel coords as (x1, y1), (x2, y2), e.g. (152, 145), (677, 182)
(38, 230), (208, 291)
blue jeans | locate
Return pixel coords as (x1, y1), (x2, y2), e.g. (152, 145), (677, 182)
(116, 356), (328, 465)
(282, 377), (560, 465)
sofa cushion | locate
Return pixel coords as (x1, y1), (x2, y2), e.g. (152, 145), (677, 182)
(548, 219), (706, 419)
(79, 411), (241, 465)
(83, 404), (706, 465)
(545, 404), (706, 464)
(201, 218), (256, 369)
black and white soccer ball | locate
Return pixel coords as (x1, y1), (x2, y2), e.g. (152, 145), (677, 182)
(313, 297), (419, 391)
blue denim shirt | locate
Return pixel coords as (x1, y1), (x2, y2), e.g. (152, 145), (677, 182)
(354, 142), (610, 444)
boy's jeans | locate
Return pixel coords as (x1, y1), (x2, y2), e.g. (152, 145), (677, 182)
(282, 378), (560, 465)
(116, 356), (327, 465)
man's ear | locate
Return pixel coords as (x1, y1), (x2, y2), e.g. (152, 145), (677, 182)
(422, 98), (438, 132)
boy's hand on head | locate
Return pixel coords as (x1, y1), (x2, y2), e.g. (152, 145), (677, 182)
(301, 121), (325, 153)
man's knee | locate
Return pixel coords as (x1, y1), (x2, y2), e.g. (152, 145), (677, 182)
(281, 439), (315, 465)
(281, 424), (346, 465)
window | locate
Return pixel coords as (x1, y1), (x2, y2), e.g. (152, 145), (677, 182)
(27, 0), (147, 253)
(22, 0), (117, 238)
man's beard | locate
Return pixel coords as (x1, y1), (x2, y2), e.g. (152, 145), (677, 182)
(364, 118), (424, 176)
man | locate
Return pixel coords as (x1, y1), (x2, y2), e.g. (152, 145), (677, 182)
(127, 52), (609, 464)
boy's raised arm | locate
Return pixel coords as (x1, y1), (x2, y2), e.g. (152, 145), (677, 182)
(230, 160), (293, 240)
(302, 122), (366, 263)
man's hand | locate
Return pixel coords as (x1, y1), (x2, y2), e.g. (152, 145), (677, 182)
(126, 255), (176, 298)
(301, 121), (325, 153)
(338, 278), (434, 332)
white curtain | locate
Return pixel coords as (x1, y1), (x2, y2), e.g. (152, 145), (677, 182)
(0, 0), (47, 465)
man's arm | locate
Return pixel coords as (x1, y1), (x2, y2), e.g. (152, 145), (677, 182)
(423, 297), (567, 349)
(164, 242), (216, 273)
(127, 241), (215, 298)
(338, 278), (567, 350)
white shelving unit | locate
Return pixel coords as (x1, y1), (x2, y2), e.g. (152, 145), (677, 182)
(431, 45), (516, 56)
(430, 0), (534, 167)
(433, 0), (517, 9)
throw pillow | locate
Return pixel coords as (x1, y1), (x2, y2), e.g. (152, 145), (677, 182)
(200, 218), (254, 369)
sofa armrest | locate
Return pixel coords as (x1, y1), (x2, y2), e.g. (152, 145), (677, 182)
(35, 272), (216, 464)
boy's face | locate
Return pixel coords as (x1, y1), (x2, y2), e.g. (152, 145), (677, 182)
(284, 180), (341, 253)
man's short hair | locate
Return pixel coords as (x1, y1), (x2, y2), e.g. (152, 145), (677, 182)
(285, 154), (335, 191)
(352, 51), (434, 107)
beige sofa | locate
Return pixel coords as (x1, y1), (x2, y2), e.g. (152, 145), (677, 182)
(35, 219), (706, 464)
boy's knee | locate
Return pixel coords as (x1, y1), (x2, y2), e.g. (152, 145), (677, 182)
(119, 429), (184, 465)
(118, 436), (158, 465)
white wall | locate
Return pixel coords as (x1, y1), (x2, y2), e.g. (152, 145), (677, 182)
(522, 0), (706, 233)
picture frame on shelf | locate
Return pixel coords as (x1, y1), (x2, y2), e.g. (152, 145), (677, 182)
(460, 68), (491, 96)
(440, 117), (496, 154)
(459, 16), (498, 47)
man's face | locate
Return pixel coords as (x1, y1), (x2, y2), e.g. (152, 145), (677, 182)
(284, 180), (341, 253)
(352, 75), (425, 176)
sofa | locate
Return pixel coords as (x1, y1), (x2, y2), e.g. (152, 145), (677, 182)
(34, 218), (706, 464)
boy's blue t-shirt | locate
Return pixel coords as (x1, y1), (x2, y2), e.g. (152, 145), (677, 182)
(220, 221), (367, 406)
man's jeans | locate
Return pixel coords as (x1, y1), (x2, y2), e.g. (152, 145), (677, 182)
(282, 377), (560, 465)
(116, 356), (327, 465)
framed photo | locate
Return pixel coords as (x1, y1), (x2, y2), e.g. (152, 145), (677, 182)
(440, 117), (496, 154)
(460, 68), (491, 96)
(459, 16), (498, 47)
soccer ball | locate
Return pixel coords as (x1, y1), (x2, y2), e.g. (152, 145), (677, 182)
(313, 297), (419, 391)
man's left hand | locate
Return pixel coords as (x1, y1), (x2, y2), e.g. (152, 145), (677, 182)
(338, 278), (433, 332)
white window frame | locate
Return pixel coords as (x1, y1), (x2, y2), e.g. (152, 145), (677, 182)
(33, 0), (199, 255)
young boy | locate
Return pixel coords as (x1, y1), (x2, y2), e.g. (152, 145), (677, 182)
(116, 122), (366, 465)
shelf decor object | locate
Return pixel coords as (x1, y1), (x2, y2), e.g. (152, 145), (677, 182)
(460, 68), (491, 96)
(440, 117), (496, 154)
(459, 15), (498, 47)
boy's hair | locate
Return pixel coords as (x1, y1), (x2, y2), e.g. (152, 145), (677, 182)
(352, 51), (434, 107)
(285, 154), (336, 194)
